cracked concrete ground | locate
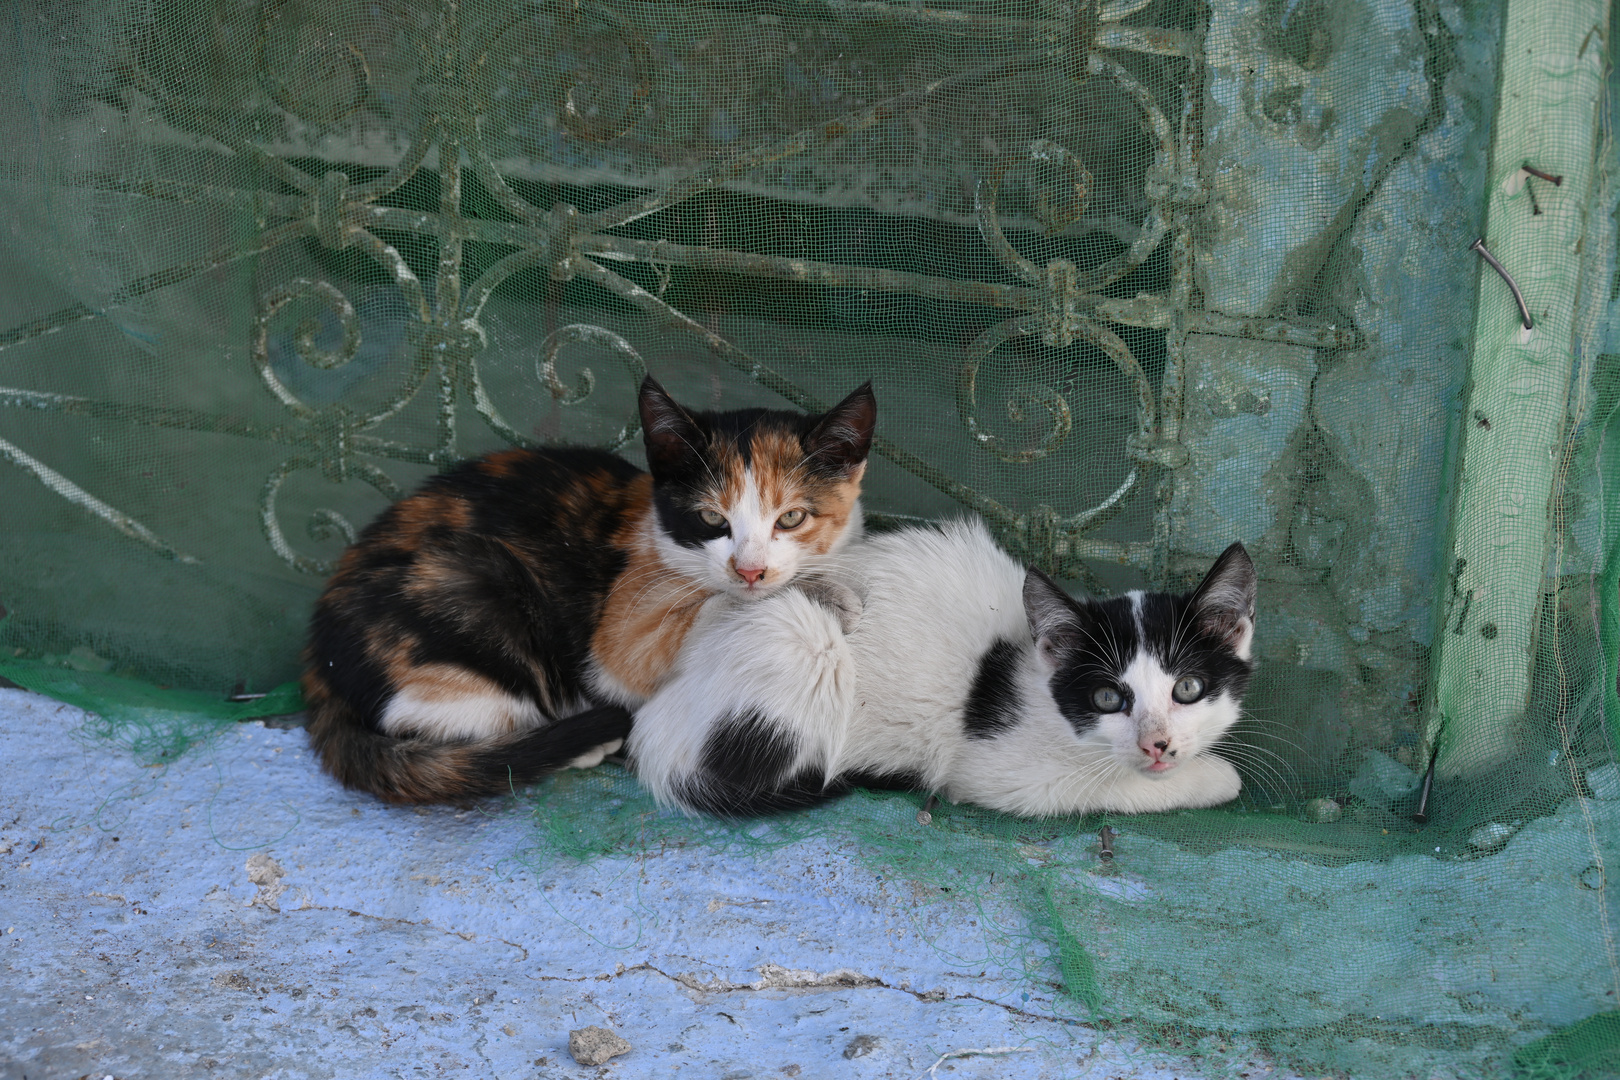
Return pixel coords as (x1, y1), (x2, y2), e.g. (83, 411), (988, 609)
(0, 688), (1298, 1079)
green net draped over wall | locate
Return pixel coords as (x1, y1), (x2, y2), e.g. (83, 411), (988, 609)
(0, 0), (1615, 1075)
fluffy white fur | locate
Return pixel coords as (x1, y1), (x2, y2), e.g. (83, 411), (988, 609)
(630, 586), (858, 790)
(378, 688), (546, 742)
(630, 520), (1250, 817)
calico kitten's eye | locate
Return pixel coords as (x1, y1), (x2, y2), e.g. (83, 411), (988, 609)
(1172, 675), (1205, 703)
(775, 509), (806, 529)
(699, 509), (726, 528)
(1091, 686), (1124, 713)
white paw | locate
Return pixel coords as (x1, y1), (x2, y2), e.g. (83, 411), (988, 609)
(563, 738), (625, 771)
(1189, 756), (1242, 806)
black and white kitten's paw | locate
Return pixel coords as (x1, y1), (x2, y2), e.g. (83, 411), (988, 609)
(795, 577), (863, 634)
(563, 738), (625, 771)
(1175, 755), (1242, 807)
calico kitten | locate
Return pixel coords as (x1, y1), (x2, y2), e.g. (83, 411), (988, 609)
(629, 520), (1256, 818)
(303, 376), (877, 804)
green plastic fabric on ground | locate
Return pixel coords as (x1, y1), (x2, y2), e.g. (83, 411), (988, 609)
(0, 651), (302, 763)
(1513, 1011), (1620, 1080)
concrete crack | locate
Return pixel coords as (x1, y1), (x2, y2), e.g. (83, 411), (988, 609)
(529, 959), (1084, 1028)
(292, 902), (530, 962)
(667, 962), (882, 994)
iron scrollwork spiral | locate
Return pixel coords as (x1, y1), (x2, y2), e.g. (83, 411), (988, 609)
(471, 323), (650, 452)
(252, 276), (429, 574)
(959, 45), (1182, 564)
(259, 457), (403, 576)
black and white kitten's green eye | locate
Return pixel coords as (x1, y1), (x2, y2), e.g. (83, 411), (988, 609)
(1091, 686), (1124, 713)
(699, 509), (726, 528)
(775, 509), (806, 529)
(1172, 675), (1205, 704)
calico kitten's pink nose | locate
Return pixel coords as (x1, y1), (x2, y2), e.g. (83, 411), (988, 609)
(736, 566), (766, 585)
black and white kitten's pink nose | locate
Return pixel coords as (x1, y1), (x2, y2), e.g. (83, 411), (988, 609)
(1141, 736), (1177, 771)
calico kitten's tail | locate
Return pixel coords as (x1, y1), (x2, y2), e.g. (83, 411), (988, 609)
(306, 703), (633, 805)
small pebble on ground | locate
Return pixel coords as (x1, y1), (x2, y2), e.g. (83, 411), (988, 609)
(569, 1025), (632, 1066)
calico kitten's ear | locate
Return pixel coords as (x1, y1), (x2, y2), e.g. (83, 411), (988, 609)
(1023, 566), (1080, 668)
(802, 382), (876, 479)
(1190, 542), (1257, 660)
(639, 376), (705, 476)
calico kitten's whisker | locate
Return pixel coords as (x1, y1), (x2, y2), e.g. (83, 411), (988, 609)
(668, 426), (725, 491)
(603, 559), (669, 605)
(647, 585), (713, 639)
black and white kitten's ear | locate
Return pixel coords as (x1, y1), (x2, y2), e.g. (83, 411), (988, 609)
(1023, 566), (1080, 669)
(639, 376), (704, 476)
(1190, 542), (1257, 660)
(803, 381), (876, 480)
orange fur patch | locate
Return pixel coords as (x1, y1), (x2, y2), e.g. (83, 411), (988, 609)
(387, 489), (473, 542)
(743, 429), (802, 512)
(592, 475), (710, 698)
(401, 550), (468, 599)
(372, 636), (420, 686)
(396, 663), (504, 704)
(794, 473), (862, 555)
(478, 449), (529, 478)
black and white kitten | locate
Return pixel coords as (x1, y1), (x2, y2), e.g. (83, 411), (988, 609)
(628, 520), (1256, 817)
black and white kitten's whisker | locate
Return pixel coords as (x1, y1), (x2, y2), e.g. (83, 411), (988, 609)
(1072, 621), (1125, 676)
(1222, 715), (1310, 759)
(1221, 742), (1301, 782)
(1224, 725), (1302, 761)
(1210, 739), (1288, 774)
(1209, 742), (1296, 793)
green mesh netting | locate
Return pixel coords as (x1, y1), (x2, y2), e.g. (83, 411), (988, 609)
(0, 0), (1616, 1076)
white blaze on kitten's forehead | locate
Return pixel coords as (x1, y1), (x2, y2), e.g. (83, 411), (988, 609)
(1119, 649), (1179, 722)
(653, 465), (831, 598)
(727, 468), (773, 571)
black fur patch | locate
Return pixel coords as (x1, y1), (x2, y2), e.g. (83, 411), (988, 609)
(653, 483), (731, 548)
(1136, 591), (1253, 705)
(1045, 595), (1139, 732)
(469, 705), (633, 787)
(678, 709), (838, 817)
(842, 770), (924, 794)
(962, 638), (1024, 740)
